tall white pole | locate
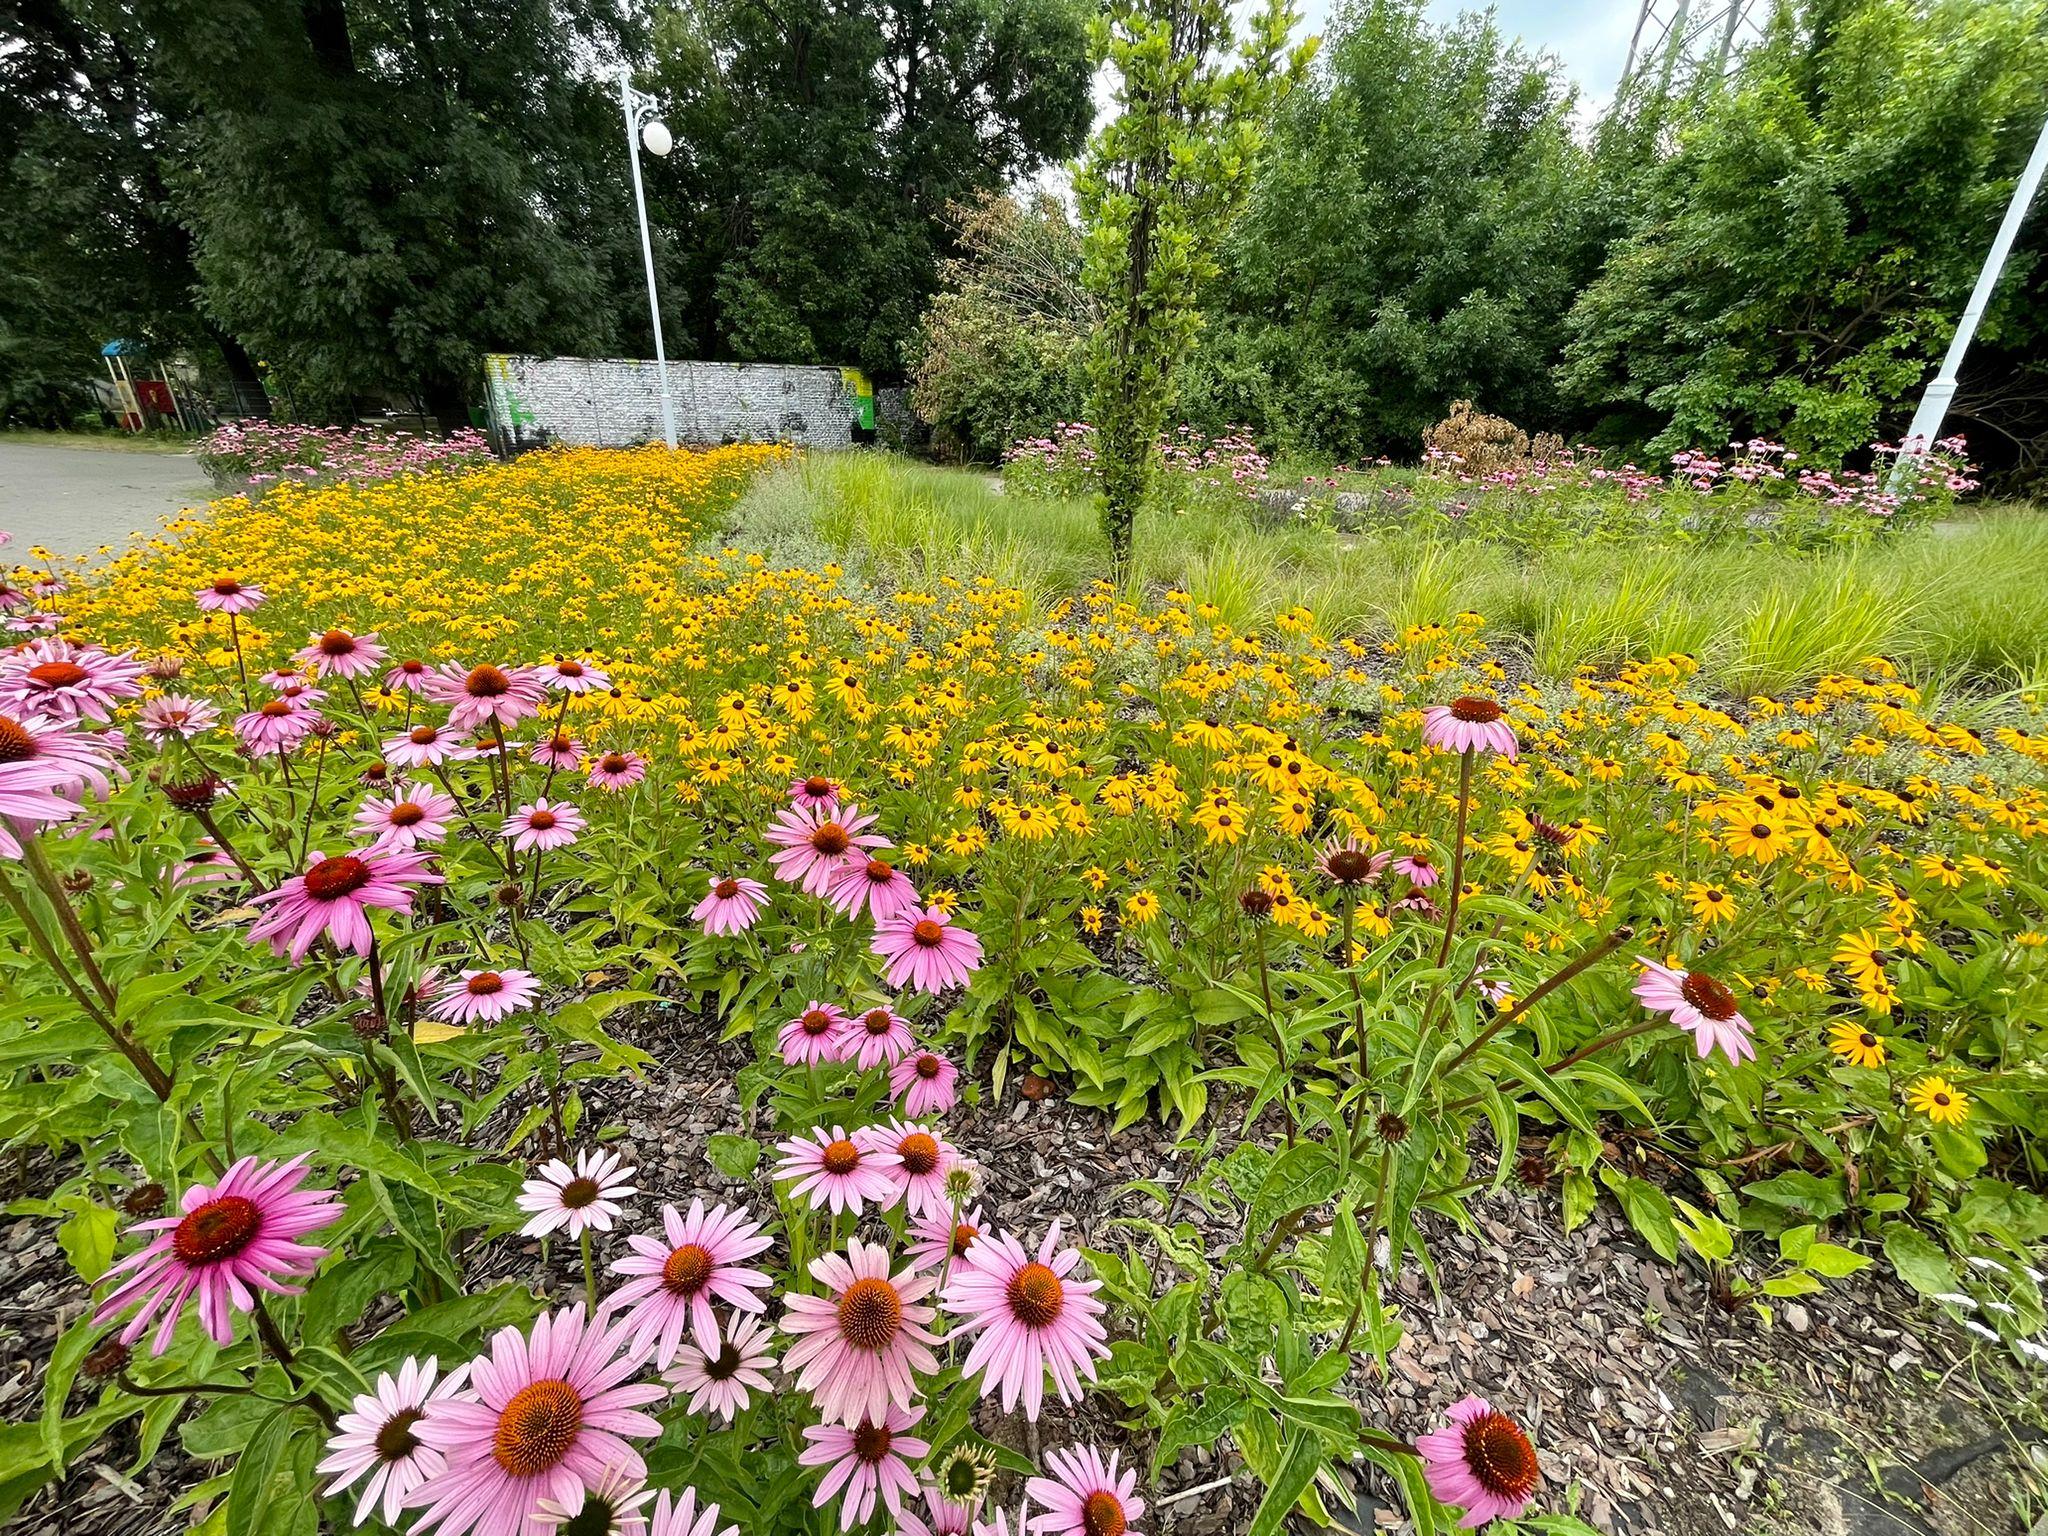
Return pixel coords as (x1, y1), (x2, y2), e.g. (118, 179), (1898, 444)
(1890, 108), (2048, 491)
(621, 65), (678, 450)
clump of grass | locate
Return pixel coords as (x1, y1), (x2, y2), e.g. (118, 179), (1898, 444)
(733, 453), (2048, 697)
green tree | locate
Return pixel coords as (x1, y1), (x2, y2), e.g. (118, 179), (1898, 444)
(144, 0), (638, 425)
(1184, 0), (1604, 461)
(1076, 0), (1314, 569)
(1558, 0), (2048, 463)
(645, 0), (1093, 379)
(909, 190), (1090, 461)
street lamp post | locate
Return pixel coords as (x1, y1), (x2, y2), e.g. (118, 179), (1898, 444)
(619, 65), (678, 450)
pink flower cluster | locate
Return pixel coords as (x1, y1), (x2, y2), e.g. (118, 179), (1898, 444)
(195, 421), (493, 487)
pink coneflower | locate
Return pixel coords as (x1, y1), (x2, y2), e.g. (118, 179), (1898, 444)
(195, 578), (265, 613)
(317, 1356), (473, 1528)
(691, 874), (767, 936)
(385, 722), (472, 768)
(778, 1000), (851, 1067)
(138, 695), (220, 743)
(408, 1304), (665, 1536)
(844, 1004), (915, 1069)
(430, 968), (540, 1026)
(663, 1313), (778, 1422)
(5, 611), (63, 634)
(503, 799), (586, 852)
(422, 661), (546, 733)
(296, 627), (389, 680)
(0, 741), (83, 855)
(890, 1049), (960, 1118)
(516, 1148), (637, 1239)
(1392, 852), (1441, 889)
(537, 657), (611, 695)
(774, 1127), (902, 1216)
(826, 854), (920, 922)
(1632, 957), (1756, 1064)
(1416, 1394), (1541, 1527)
(354, 781), (458, 849)
(263, 669), (319, 695)
(532, 1464), (656, 1534)
(585, 751), (647, 792)
(93, 1153), (342, 1353)
(864, 1119), (958, 1219)
(645, 1487), (739, 1536)
(0, 708), (120, 800)
(788, 773), (843, 813)
(384, 658), (431, 693)
(767, 802), (888, 896)
(1025, 1445), (1145, 1536)
(944, 1223), (1109, 1420)
(799, 1405), (930, 1532)
(0, 638), (144, 723)
(236, 697), (319, 757)
(908, 1204), (985, 1271)
(608, 1199), (773, 1364)
(872, 906), (982, 994)
(247, 844), (441, 963)
(1316, 838), (1390, 887)
(173, 843), (240, 890)
(530, 731), (583, 771)
(1422, 696), (1518, 760)
(896, 1490), (976, 1536)
(781, 1238), (939, 1426)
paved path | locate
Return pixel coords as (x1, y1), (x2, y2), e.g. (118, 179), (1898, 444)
(0, 442), (217, 561)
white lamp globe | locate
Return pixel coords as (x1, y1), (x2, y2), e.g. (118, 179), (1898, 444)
(642, 120), (673, 158)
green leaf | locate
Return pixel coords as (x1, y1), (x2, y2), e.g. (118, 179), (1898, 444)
(55, 1198), (117, 1283)
(1247, 1143), (1339, 1238)
(1882, 1224), (1958, 1299)
(223, 1408), (291, 1536)
(1561, 1171), (1595, 1234)
(706, 1134), (763, 1180)
(1761, 1272), (1824, 1297)
(1599, 1171), (1678, 1263)
(1245, 1431), (1327, 1536)
(40, 1314), (95, 1470)
(1671, 1198), (1734, 1262)
(1801, 1242), (1872, 1279)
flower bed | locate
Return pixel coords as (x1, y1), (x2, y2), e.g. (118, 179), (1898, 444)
(194, 422), (497, 489)
(3, 445), (2046, 1534)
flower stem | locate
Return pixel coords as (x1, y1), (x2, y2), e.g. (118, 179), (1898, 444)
(1433, 748), (1474, 967)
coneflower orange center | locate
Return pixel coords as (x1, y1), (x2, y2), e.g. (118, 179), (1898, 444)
(1007, 1262), (1065, 1327)
(811, 823), (850, 855)
(836, 1277), (902, 1350)
(912, 919), (944, 946)
(952, 1223), (979, 1256)
(863, 1009), (894, 1035)
(0, 715), (33, 763)
(527, 810), (557, 830)
(1081, 1491), (1127, 1536)
(1679, 970), (1740, 1021)
(1448, 695), (1502, 723)
(803, 776), (833, 796)
(465, 664), (511, 697)
(1324, 848), (1374, 884)
(600, 753), (629, 773)
(703, 1341), (742, 1380)
(317, 630), (356, 655)
(409, 725), (440, 744)
(851, 1421), (894, 1462)
(915, 1054), (943, 1080)
(897, 1133), (940, 1176)
(1461, 1410), (1540, 1499)
(171, 1194), (262, 1263)
(556, 660), (584, 677)
(467, 972), (505, 996)
(304, 855), (372, 900)
(801, 1009), (836, 1036)
(211, 579), (242, 595)
(821, 1139), (861, 1175)
(558, 1176), (600, 1209)
(28, 661), (89, 689)
(714, 878), (740, 899)
(662, 1242), (713, 1296)
(491, 1379), (581, 1476)
(389, 802), (425, 826)
(864, 858), (894, 881)
(259, 699), (293, 718)
(374, 1407), (424, 1461)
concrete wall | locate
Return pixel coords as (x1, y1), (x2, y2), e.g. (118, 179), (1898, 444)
(483, 354), (867, 452)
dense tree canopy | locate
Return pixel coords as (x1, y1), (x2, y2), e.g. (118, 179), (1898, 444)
(642, 0), (1094, 379)
(1184, 0), (1605, 462)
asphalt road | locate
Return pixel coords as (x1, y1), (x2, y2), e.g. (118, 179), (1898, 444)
(0, 442), (216, 561)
